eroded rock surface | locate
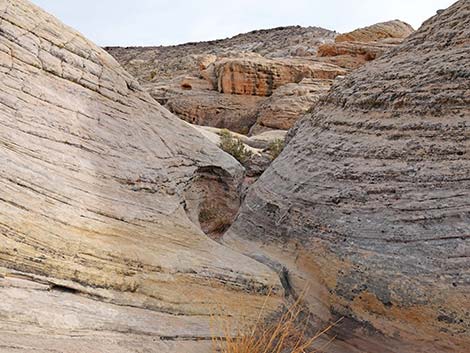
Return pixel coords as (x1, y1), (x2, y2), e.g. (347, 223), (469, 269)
(226, 2), (470, 352)
(250, 78), (333, 133)
(154, 78), (264, 133)
(0, 0), (282, 350)
(107, 21), (411, 135)
(0, 276), (214, 353)
(106, 28), (340, 134)
(318, 20), (414, 69)
(105, 26), (337, 82)
(335, 19), (414, 43)
(214, 56), (345, 96)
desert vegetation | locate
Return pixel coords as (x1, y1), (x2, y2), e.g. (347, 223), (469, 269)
(212, 294), (340, 353)
(267, 138), (285, 160)
(219, 129), (253, 164)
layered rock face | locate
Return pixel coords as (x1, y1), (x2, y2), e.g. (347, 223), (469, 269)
(107, 21), (412, 136)
(0, 0), (282, 351)
(226, 2), (470, 352)
(106, 28), (341, 134)
(318, 20), (414, 69)
(152, 76), (264, 133)
(106, 26), (337, 81)
(335, 19), (414, 42)
(250, 78), (333, 133)
(214, 56), (345, 96)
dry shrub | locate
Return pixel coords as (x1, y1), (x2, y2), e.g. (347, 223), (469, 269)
(219, 129), (252, 164)
(212, 293), (341, 353)
(210, 215), (232, 234)
(267, 138), (285, 160)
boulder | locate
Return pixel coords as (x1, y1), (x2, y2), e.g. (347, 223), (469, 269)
(225, 2), (470, 352)
(0, 0), (282, 350)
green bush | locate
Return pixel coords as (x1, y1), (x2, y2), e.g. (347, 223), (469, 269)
(219, 129), (252, 164)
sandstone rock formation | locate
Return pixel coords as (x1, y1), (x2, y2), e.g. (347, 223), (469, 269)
(153, 77), (264, 133)
(193, 126), (287, 183)
(105, 26), (336, 82)
(0, 276), (218, 353)
(0, 0), (282, 351)
(214, 56), (345, 96)
(107, 20), (411, 136)
(225, 2), (470, 352)
(318, 20), (414, 69)
(250, 78), (333, 133)
(151, 56), (344, 134)
(335, 19), (414, 42)
(106, 27), (340, 134)
(317, 39), (401, 69)
(194, 126), (287, 152)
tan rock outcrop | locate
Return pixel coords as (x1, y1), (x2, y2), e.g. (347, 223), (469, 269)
(153, 77), (264, 134)
(318, 20), (414, 69)
(250, 78), (333, 133)
(317, 40), (400, 68)
(105, 26), (336, 82)
(106, 21), (410, 134)
(154, 60), (342, 133)
(0, 0), (282, 350)
(106, 27), (338, 133)
(0, 276), (214, 353)
(335, 19), (414, 43)
(214, 56), (346, 96)
(226, 2), (470, 352)
(166, 91), (263, 133)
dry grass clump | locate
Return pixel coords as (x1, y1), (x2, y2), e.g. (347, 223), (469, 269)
(219, 129), (252, 164)
(212, 294), (341, 353)
(267, 138), (285, 160)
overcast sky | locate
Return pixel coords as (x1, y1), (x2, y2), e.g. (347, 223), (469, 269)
(31, 0), (456, 47)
